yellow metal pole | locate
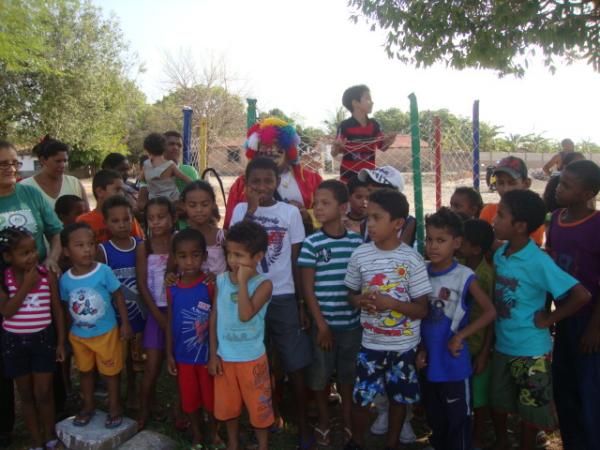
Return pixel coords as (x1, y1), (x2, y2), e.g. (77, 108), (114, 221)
(199, 117), (208, 173)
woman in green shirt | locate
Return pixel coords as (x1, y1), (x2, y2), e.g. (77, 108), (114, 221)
(0, 141), (63, 273)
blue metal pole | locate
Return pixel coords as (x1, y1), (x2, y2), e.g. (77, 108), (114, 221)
(472, 100), (480, 190)
(182, 107), (193, 165)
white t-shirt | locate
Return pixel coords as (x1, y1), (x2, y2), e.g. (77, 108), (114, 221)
(230, 201), (305, 296)
(344, 242), (432, 352)
(277, 171), (303, 204)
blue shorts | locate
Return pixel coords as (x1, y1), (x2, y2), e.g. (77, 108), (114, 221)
(353, 346), (420, 407)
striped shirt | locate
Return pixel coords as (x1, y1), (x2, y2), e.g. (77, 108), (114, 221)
(298, 230), (363, 330)
(2, 266), (52, 334)
(345, 242), (432, 351)
(337, 117), (383, 183)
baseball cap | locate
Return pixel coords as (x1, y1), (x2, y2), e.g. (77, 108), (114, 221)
(357, 166), (405, 192)
(493, 156), (528, 180)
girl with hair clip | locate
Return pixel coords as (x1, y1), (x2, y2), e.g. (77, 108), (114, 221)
(224, 117), (323, 231)
(0, 226), (66, 450)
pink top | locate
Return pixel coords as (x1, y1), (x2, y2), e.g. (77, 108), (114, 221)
(2, 266), (52, 334)
(201, 228), (227, 275)
(147, 253), (169, 307)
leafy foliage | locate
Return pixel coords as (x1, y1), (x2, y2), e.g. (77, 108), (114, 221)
(348, 0), (600, 76)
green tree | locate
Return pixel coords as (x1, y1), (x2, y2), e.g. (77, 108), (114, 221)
(348, 0), (600, 76)
(323, 107), (347, 135)
(373, 108), (410, 133)
(0, 0), (145, 167)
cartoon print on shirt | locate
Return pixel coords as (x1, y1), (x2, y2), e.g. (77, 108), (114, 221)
(69, 288), (105, 329)
(181, 300), (211, 362)
(495, 274), (519, 319)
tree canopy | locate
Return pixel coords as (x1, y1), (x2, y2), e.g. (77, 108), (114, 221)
(348, 0), (600, 76)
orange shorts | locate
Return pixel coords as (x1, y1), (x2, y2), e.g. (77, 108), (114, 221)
(69, 327), (123, 376)
(214, 353), (274, 428)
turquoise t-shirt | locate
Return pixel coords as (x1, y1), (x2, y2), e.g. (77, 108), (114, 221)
(0, 184), (63, 261)
(216, 272), (270, 362)
(60, 263), (121, 338)
(493, 239), (578, 357)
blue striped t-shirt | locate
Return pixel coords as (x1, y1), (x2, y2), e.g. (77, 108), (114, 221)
(298, 229), (363, 330)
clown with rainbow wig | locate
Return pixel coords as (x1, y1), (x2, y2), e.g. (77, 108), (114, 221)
(224, 117), (322, 229)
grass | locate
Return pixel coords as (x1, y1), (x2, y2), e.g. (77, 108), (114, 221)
(5, 365), (565, 450)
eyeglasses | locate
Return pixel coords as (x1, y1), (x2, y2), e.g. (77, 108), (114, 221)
(0, 161), (23, 170)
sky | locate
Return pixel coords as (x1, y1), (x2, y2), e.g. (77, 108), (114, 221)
(96, 0), (600, 142)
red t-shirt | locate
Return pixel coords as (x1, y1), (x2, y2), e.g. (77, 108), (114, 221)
(337, 117), (383, 183)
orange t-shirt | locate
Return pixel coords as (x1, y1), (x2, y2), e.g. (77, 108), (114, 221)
(76, 209), (145, 243)
(480, 203), (544, 246)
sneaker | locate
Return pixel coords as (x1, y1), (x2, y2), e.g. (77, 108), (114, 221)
(370, 410), (389, 435)
(399, 419), (416, 444)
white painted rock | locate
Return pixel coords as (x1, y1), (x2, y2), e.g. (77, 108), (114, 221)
(55, 410), (137, 450)
(117, 431), (177, 450)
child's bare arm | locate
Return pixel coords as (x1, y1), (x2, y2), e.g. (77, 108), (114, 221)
(448, 280), (496, 357)
(171, 165), (192, 184)
(48, 272), (66, 360)
(0, 267), (40, 318)
(291, 243), (308, 328)
(302, 267), (333, 350)
(208, 289), (222, 376)
(381, 133), (396, 151)
(535, 284), (590, 328)
(373, 293), (429, 320)
(166, 294), (177, 376)
(112, 289), (132, 339)
(581, 293), (600, 354)
(237, 268), (272, 322)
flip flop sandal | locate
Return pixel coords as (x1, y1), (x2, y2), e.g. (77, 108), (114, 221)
(105, 414), (123, 429)
(73, 411), (95, 427)
(314, 427), (330, 446)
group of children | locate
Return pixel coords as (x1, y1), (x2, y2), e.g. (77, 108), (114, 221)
(1, 85), (599, 450)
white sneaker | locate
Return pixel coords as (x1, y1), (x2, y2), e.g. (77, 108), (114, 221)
(399, 419), (416, 444)
(370, 410), (389, 435)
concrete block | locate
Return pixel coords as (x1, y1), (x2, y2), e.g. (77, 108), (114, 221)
(117, 430), (177, 450)
(55, 410), (137, 450)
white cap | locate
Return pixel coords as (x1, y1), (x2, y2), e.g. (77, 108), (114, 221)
(357, 166), (405, 192)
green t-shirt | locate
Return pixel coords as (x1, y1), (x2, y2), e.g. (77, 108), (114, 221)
(0, 184), (63, 261)
(175, 164), (199, 192)
(467, 257), (494, 356)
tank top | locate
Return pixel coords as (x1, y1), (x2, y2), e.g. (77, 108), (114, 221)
(202, 228), (227, 275)
(143, 159), (179, 202)
(216, 272), (269, 362)
(167, 275), (213, 364)
(147, 253), (169, 307)
(2, 265), (52, 334)
(99, 238), (146, 333)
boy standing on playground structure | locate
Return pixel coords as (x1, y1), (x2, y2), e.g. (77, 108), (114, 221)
(332, 85), (396, 183)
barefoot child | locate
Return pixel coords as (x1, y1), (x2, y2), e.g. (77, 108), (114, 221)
(60, 222), (132, 429)
(97, 196), (146, 410)
(419, 208), (496, 450)
(299, 180), (363, 445)
(0, 227), (66, 450)
(210, 221), (274, 450)
(166, 228), (219, 447)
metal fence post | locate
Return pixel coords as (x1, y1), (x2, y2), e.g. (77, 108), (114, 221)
(409, 93), (425, 255)
(473, 100), (480, 190)
(182, 107), (193, 165)
(246, 99), (257, 130)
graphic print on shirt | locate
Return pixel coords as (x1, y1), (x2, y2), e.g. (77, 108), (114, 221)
(112, 266), (145, 324)
(181, 299), (211, 362)
(250, 214), (286, 273)
(0, 209), (38, 234)
(69, 288), (106, 329)
(428, 286), (457, 322)
(364, 260), (412, 335)
(495, 274), (519, 319)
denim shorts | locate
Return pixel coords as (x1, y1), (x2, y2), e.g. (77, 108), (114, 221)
(1, 327), (56, 379)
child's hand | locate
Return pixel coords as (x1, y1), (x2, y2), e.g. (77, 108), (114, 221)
(372, 293), (394, 311)
(473, 350), (490, 375)
(381, 133), (397, 151)
(120, 322), (133, 340)
(237, 265), (254, 284)
(534, 310), (552, 329)
(316, 323), (333, 352)
(167, 355), (178, 376)
(298, 304), (310, 330)
(331, 139), (345, 157)
(23, 266), (41, 289)
(155, 310), (168, 331)
(208, 356), (223, 376)
(55, 344), (66, 363)
(416, 349), (427, 370)
(357, 294), (376, 314)
(580, 322), (600, 354)
(165, 272), (179, 287)
(448, 334), (464, 357)
(204, 272), (216, 283)
(245, 185), (261, 213)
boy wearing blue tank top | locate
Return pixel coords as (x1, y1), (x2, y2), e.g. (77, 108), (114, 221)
(209, 221), (274, 450)
(98, 195), (146, 409)
(419, 208), (496, 450)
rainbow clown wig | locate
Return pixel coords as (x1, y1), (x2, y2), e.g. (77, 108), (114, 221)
(245, 117), (301, 164)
